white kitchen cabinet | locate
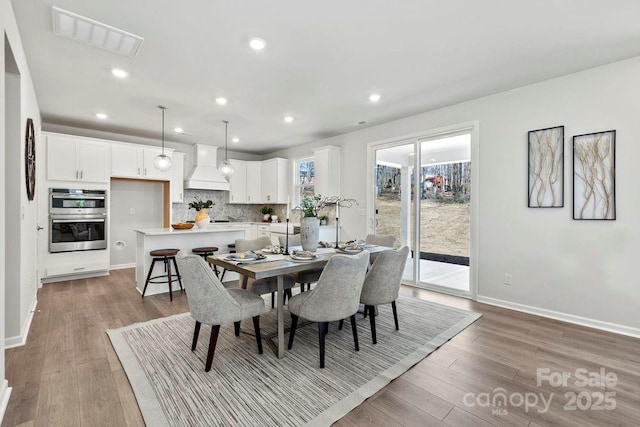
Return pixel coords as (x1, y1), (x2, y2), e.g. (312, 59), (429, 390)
(46, 134), (109, 183)
(261, 158), (288, 203)
(110, 142), (173, 181)
(228, 159), (247, 203)
(313, 145), (341, 197)
(171, 152), (185, 203)
(246, 161), (262, 203)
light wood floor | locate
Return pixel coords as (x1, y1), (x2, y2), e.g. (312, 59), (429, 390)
(3, 269), (639, 426)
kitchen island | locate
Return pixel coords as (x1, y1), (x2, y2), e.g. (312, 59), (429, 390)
(134, 224), (255, 296)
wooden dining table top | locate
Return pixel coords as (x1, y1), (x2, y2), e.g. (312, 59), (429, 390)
(207, 245), (388, 279)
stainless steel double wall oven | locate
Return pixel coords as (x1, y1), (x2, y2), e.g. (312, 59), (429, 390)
(49, 188), (107, 253)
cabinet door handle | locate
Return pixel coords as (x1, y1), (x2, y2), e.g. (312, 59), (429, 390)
(248, 195), (250, 201)
(179, 193), (182, 200)
(80, 170), (83, 179)
(267, 195), (271, 201)
(231, 195), (234, 201)
(73, 267), (86, 271)
(138, 167), (141, 175)
(75, 170), (79, 179)
(144, 168), (147, 176)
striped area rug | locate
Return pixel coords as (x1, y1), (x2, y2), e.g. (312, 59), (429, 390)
(107, 296), (480, 426)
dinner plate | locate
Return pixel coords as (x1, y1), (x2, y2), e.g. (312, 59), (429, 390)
(289, 254), (318, 262)
(224, 252), (265, 261)
(336, 248), (363, 254)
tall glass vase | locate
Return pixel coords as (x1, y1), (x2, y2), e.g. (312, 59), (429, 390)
(300, 217), (320, 251)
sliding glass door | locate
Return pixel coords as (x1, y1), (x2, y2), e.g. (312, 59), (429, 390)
(373, 129), (473, 298)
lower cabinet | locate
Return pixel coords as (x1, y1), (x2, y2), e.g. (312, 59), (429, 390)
(43, 250), (109, 282)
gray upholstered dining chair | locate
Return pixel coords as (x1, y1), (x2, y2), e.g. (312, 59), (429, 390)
(176, 252), (265, 372)
(235, 236), (296, 307)
(359, 246), (410, 344)
(365, 233), (396, 264)
(287, 251), (369, 368)
(279, 234), (323, 292)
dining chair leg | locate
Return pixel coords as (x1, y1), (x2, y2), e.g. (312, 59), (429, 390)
(350, 315), (359, 351)
(205, 325), (221, 372)
(288, 314), (299, 349)
(391, 301), (399, 330)
(271, 292), (275, 309)
(318, 321), (328, 368)
(368, 305), (377, 344)
(338, 319), (344, 330)
(192, 321), (201, 351)
(252, 315), (263, 354)
(234, 321), (241, 337)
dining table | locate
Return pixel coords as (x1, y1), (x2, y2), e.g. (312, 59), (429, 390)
(208, 245), (388, 358)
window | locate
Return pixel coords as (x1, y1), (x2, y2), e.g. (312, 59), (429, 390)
(294, 157), (315, 205)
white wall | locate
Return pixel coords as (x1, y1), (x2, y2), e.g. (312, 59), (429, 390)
(110, 180), (164, 267)
(1, 0), (42, 416)
(269, 56), (640, 335)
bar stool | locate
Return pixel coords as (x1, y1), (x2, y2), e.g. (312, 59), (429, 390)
(192, 246), (221, 277)
(142, 248), (183, 301)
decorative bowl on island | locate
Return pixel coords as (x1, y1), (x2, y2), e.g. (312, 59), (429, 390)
(171, 222), (194, 230)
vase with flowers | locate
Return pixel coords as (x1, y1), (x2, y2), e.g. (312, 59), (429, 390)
(296, 195), (328, 251)
(189, 197), (215, 228)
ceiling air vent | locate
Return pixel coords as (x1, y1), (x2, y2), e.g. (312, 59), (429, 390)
(52, 7), (144, 57)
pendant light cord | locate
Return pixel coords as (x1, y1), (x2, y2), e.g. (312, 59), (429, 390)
(159, 105), (167, 155)
(223, 120), (229, 161)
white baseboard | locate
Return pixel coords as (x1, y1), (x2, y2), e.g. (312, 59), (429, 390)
(477, 295), (640, 339)
(110, 263), (136, 270)
(5, 296), (38, 349)
(0, 381), (11, 424)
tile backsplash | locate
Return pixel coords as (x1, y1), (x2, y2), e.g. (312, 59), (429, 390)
(173, 190), (289, 223)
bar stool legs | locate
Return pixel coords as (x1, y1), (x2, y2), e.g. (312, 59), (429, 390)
(142, 249), (183, 301)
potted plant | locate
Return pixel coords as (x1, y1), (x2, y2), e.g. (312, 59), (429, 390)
(260, 206), (274, 222)
(188, 197), (215, 228)
(296, 195), (327, 251)
(318, 215), (329, 226)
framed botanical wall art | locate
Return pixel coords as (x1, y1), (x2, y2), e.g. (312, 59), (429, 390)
(528, 125), (564, 207)
(573, 130), (616, 220)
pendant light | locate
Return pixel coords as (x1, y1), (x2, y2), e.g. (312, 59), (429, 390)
(153, 105), (173, 171)
(218, 119), (234, 177)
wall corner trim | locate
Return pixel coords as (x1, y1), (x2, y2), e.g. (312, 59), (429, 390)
(4, 297), (37, 349)
(0, 381), (12, 423)
(477, 295), (640, 339)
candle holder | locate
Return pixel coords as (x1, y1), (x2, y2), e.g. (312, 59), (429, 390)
(334, 216), (340, 248)
(283, 218), (290, 255)
(323, 196), (358, 249)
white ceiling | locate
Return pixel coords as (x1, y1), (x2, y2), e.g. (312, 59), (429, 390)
(11, 0), (640, 154)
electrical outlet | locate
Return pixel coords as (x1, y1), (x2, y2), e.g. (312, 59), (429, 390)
(504, 273), (513, 285)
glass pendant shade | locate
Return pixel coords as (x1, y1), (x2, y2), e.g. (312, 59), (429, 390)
(154, 105), (172, 171)
(154, 153), (172, 171)
(219, 159), (234, 177)
(218, 119), (234, 177)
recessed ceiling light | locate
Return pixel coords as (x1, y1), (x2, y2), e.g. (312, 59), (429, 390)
(232, 137), (240, 143)
(284, 116), (294, 123)
(174, 127), (184, 134)
(111, 68), (129, 78)
(215, 97), (228, 105)
(95, 113), (108, 119)
(369, 93), (381, 102)
(249, 37), (266, 50)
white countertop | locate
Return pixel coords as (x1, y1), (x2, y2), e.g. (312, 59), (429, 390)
(135, 224), (254, 236)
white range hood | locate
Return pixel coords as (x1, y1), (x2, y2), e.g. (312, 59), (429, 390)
(184, 144), (230, 191)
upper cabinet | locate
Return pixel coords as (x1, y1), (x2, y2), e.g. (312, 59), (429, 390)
(228, 158), (286, 204)
(170, 152), (185, 203)
(111, 143), (173, 181)
(228, 159), (247, 203)
(261, 158), (288, 203)
(247, 161), (262, 203)
(46, 134), (110, 183)
(313, 146), (341, 197)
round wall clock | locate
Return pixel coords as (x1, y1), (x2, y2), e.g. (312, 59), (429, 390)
(25, 118), (36, 201)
